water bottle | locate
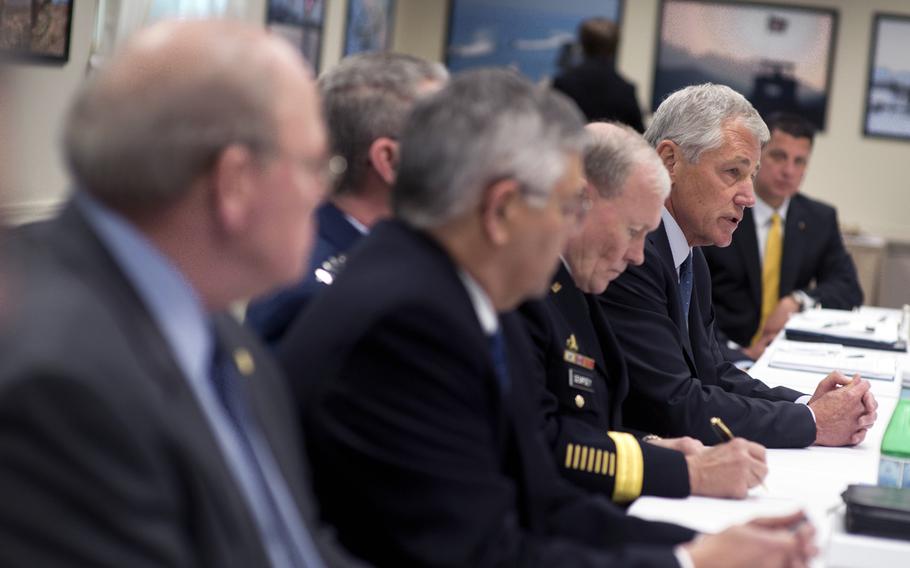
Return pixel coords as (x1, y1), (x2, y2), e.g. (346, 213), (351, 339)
(879, 393), (910, 488)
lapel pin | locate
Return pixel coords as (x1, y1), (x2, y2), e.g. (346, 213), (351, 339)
(566, 334), (578, 351)
(574, 394), (585, 409)
(551, 282), (562, 294)
(233, 348), (255, 377)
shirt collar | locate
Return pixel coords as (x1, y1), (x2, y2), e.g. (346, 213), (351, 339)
(753, 195), (790, 227)
(76, 192), (213, 385)
(343, 213), (369, 235)
(457, 269), (498, 335)
(661, 206), (692, 270)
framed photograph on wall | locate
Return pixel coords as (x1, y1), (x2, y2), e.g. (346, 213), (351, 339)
(344, 0), (395, 56)
(652, 0), (837, 130)
(445, 0), (623, 83)
(267, 0), (325, 72)
(0, 0), (73, 63)
(863, 13), (910, 141)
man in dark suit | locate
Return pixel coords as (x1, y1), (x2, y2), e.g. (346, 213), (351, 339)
(601, 84), (877, 449)
(703, 113), (862, 362)
(246, 52), (448, 345)
(518, 122), (768, 504)
(279, 70), (816, 568)
(0, 21), (359, 567)
(552, 17), (644, 132)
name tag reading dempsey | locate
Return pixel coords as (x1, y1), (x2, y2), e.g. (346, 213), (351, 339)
(568, 369), (595, 393)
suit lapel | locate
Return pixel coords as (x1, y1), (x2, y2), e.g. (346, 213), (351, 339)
(549, 265), (607, 374)
(53, 204), (270, 560)
(318, 202), (363, 252)
(737, 209), (763, 310)
(780, 197), (805, 297)
(584, 294), (627, 426)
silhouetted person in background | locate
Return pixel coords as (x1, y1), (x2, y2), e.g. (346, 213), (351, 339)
(553, 17), (644, 132)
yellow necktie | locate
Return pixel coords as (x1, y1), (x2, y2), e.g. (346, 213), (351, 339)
(752, 212), (782, 346)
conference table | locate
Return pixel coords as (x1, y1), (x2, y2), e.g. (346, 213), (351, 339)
(627, 307), (910, 567)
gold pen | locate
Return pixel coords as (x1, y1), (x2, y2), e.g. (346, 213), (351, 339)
(710, 417), (769, 491)
(710, 416), (735, 442)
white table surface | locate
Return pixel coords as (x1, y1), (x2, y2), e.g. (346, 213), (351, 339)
(628, 308), (910, 567)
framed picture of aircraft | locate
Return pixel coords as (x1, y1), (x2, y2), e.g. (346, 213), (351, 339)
(863, 13), (910, 141)
(445, 0), (623, 84)
(652, 0), (837, 131)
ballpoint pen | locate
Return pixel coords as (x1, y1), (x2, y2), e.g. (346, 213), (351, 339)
(710, 417), (769, 491)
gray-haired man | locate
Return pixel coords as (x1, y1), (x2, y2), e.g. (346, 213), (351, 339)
(248, 52), (448, 344)
(601, 83), (877, 449)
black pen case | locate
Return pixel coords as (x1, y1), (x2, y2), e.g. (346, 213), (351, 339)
(842, 484), (910, 541)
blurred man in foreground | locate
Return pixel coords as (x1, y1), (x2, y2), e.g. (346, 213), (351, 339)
(0, 20), (360, 567)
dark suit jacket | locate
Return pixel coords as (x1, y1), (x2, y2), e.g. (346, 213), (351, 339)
(516, 265), (689, 501)
(0, 203), (359, 567)
(278, 219), (694, 567)
(599, 222), (817, 448)
(247, 201), (363, 345)
(552, 58), (645, 132)
(704, 194), (863, 348)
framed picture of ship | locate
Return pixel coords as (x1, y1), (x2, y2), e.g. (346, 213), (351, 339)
(344, 0), (395, 56)
(0, 0), (73, 63)
(652, 0), (837, 130)
(267, 0), (325, 72)
(863, 13), (910, 141)
(445, 0), (623, 84)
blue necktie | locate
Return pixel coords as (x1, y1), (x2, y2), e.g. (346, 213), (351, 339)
(488, 329), (511, 393)
(678, 252), (693, 326)
(210, 342), (323, 568)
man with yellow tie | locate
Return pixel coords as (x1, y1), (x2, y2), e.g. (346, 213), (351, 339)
(704, 113), (863, 363)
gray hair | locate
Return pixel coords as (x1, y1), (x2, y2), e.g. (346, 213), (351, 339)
(63, 32), (282, 213)
(393, 68), (587, 229)
(319, 52), (448, 196)
(585, 122), (670, 200)
(644, 83), (769, 163)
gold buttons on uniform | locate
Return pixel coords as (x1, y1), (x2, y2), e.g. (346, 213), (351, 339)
(574, 394), (585, 408)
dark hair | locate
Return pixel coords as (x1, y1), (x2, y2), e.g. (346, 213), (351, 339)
(764, 112), (815, 145)
(578, 18), (618, 59)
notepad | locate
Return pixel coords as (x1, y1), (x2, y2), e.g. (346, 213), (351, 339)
(768, 341), (897, 381)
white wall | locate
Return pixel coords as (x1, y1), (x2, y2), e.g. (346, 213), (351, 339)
(6, 0), (910, 242)
(379, 0), (910, 243)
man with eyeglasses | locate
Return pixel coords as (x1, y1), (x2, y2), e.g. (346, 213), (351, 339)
(246, 52), (448, 345)
(516, 122), (768, 506)
(278, 70), (816, 568)
(0, 20), (361, 567)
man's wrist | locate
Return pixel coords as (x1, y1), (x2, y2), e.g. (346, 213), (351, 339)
(791, 290), (817, 312)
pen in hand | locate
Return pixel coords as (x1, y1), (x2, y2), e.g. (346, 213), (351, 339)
(710, 417), (769, 491)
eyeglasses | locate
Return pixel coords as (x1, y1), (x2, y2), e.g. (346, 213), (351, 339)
(520, 185), (592, 226)
(270, 150), (347, 188)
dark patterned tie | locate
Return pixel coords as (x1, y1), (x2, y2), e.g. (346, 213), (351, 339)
(679, 252), (694, 327)
(488, 329), (511, 393)
(210, 341), (323, 568)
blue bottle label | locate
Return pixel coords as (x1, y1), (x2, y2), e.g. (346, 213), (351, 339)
(879, 456), (909, 487)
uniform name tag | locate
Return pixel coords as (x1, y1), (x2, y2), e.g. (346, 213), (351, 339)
(568, 369), (595, 392)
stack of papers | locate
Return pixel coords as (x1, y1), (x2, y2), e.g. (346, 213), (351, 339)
(768, 342), (897, 381)
(784, 308), (907, 352)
